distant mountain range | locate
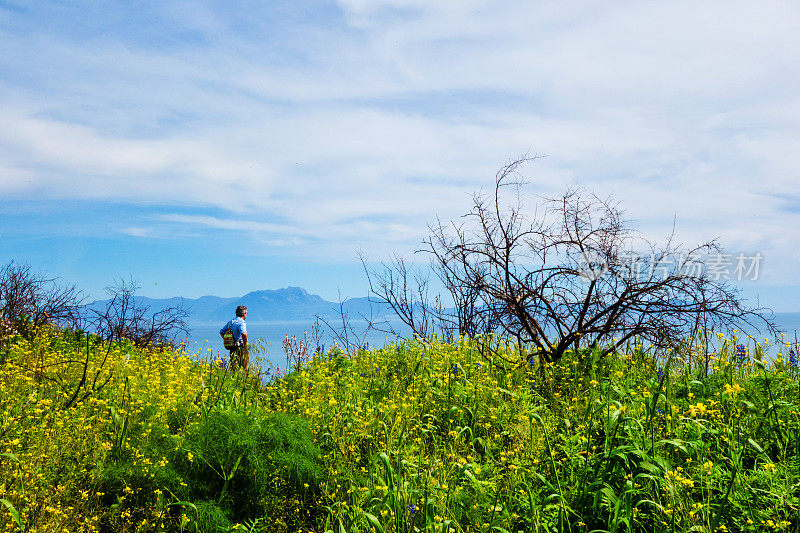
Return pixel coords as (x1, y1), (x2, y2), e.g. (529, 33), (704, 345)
(89, 287), (396, 323)
(87, 288), (800, 334)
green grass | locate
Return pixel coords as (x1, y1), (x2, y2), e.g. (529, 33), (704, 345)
(0, 327), (798, 532)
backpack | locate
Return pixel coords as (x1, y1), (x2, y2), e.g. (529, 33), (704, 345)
(222, 328), (236, 349)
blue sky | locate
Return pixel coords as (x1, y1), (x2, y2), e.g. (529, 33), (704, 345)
(1, 1), (799, 310)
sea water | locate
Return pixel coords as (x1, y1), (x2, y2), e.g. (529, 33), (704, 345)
(180, 313), (800, 369)
(181, 319), (410, 368)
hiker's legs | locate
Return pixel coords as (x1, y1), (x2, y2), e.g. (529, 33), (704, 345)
(229, 346), (249, 371)
(238, 345), (249, 371)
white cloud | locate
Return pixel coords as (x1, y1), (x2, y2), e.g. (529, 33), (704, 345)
(123, 226), (159, 238)
(0, 0), (799, 283)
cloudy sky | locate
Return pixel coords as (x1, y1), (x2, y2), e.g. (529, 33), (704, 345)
(1, 1), (798, 309)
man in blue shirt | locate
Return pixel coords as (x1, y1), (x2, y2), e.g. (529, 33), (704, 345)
(220, 305), (248, 370)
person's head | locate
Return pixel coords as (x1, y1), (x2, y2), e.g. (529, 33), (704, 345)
(235, 305), (247, 318)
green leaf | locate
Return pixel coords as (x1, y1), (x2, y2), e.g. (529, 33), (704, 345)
(747, 438), (764, 454)
(639, 461), (663, 475)
(534, 472), (557, 492)
(496, 387), (518, 399)
(167, 501), (198, 512)
(599, 486), (617, 506)
(463, 468), (478, 485)
(658, 438), (689, 455)
(635, 498), (664, 513)
(363, 512), (384, 533)
(688, 379), (703, 387)
(372, 452), (394, 491)
(0, 499), (22, 530)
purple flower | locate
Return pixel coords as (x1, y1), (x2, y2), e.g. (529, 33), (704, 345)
(789, 350), (798, 369)
(657, 367), (664, 383)
(407, 503), (418, 518)
(307, 382), (313, 393)
(736, 344), (747, 364)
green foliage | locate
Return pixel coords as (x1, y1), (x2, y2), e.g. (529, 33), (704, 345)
(1, 326), (798, 532)
(266, 335), (800, 532)
(97, 406), (322, 531)
(189, 500), (231, 532)
(175, 409), (321, 520)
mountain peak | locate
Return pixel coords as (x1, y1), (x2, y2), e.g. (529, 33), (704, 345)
(91, 287), (394, 322)
(243, 286), (323, 302)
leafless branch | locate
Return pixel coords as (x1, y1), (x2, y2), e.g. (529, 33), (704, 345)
(370, 158), (776, 367)
(0, 261), (86, 336)
(89, 278), (189, 348)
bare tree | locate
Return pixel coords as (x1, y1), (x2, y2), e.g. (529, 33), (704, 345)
(90, 278), (189, 348)
(430, 244), (503, 339)
(0, 261), (85, 336)
(362, 255), (440, 341)
(371, 159), (775, 365)
(315, 288), (381, 354)
(363, 253), (501, 342)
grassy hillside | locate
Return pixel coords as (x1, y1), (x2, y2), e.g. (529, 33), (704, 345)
(0, 326), (798, 532)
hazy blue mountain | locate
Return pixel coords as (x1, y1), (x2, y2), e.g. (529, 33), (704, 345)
(185, 295), (240, 318)
(89, 287), (395, 323)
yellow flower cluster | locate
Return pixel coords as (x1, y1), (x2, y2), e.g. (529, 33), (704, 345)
(0, 326), (207, 532)
(723, 382), (744, 396)
(1, 326), (796, 532)
(666, 466), (695, 489)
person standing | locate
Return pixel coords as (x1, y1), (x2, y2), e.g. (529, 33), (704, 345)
(220, 305), (248, 371)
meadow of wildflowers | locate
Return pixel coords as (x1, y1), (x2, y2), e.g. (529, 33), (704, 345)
(1, 323), (798, 532)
